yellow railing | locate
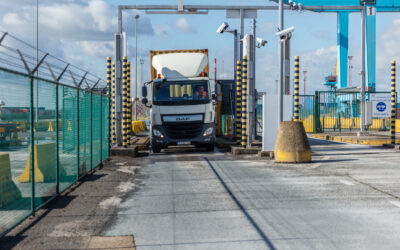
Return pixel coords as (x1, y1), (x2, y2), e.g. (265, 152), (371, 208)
(300, 115), (399, 133)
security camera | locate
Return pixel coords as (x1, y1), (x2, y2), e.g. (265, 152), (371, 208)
(216, 22), (229, 34)
(276, 26), (294, 40)
(256, 37), (268, 47)
(276, 26), (294, 37)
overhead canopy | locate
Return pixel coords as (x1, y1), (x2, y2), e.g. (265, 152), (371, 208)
(268, 0), (400, 11)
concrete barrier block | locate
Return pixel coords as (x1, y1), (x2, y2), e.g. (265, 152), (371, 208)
(274, 121), (312, 163)
(19, 143), (66, 183)
(0, 153), (22, 208)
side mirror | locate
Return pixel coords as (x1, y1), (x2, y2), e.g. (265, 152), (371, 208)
(141, 98), (148, 105)
(142, 86), (148, 97)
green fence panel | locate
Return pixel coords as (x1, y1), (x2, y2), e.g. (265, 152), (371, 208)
(33, 79), (58, 209)
(59, 85), (78, 192)
(79, 90), (91, 176)
(92, 94), (101, 168)
(102, 96), (109, 161)
(0, 67), (109, 237)
(0, 69), (32, 236)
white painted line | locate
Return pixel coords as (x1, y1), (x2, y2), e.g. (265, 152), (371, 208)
(389, 201), (400, 208)
(339, 180), (355, 186)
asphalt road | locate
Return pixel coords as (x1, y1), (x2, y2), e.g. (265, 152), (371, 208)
(105, 140), (400, 250)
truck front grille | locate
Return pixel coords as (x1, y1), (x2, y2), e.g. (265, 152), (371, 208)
(163, 122), (203, 139)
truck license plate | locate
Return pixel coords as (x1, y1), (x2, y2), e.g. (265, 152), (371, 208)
(177, 141), (191, 145)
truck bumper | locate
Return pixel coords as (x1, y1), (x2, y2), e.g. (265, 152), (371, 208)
(151, 123), (215, 148)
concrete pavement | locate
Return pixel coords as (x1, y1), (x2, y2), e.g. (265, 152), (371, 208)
(3, 139), (400, 249)
(105, 141), (400, 249)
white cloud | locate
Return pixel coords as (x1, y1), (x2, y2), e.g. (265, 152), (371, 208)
(76, 41), (114, 58)
(2, 13), (26, 25)
(174, 17), (197, 33)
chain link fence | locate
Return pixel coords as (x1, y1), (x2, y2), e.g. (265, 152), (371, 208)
(0, 31), (109, 237)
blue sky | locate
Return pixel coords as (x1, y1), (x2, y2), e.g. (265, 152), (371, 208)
(1, 0), (400, 96)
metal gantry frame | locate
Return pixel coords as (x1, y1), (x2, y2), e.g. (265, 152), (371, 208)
(115, 3), (364, 147)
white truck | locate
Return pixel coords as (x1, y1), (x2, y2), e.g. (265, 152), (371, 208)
(141, 49), (216, 153)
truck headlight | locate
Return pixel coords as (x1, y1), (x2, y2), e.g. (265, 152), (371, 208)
(153, 129), (164, 138)
(203, 127), (213, 136)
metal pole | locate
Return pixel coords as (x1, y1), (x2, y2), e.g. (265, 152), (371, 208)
(55, 82), (59, 195)
(278, 0), (284, 122)
(239, 9), (244, 60)
(361, 6), (366, 132)
(36, 0), (39, 132)
(251, 19), (256, 143)
(30, 77), (35, 215)
(135, 15), (139, 121)
(233, 30), (238, 82)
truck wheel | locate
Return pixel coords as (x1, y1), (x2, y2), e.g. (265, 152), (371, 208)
(152, 146), (161, 153)
(205, 144), (214, 152)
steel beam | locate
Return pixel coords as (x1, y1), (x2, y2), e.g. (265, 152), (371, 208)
(337, 12), (349, 89)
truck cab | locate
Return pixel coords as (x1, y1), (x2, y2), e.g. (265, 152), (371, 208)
(144, 50), (216, 153)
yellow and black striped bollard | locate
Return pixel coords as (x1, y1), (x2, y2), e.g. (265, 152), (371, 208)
(241, 56), (248, 148)
(111, 61), (116, 146)
(106, 57), (112, 146)
(127, 61), (132, 143)
(294, 56), (300, 121)
(122, 56), (128, 147)
(391, 60), (396, 145)
(236, 60), (242, 144)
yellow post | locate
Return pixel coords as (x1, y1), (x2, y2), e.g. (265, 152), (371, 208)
(241, 57), (248, 148)
(236, 60), (242, 144)
(391, 60), (396, 145)
(111, 61), (116, 146)
(294, 56), (300, 121)
(122, 56), (128, 147)
(106, 57), (112, 146)
(127, 61), (132, 143)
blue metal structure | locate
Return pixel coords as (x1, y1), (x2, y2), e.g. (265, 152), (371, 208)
(269, 0), (400, 91)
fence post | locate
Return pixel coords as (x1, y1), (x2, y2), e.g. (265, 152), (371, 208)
(100, 94), (103, 163)
(30, 77), (35, 214)
(294, 56), (300, 121)
(90, 91), (93, 170)
(314, 91), (319, 133)
(55, 84), (59, 194)
(77, 88), (80, 177)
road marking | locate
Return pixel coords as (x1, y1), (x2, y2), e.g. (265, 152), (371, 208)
(389, 201), (400, 208)
(339, 179), (355, 186)
(310, 156), (330, 169)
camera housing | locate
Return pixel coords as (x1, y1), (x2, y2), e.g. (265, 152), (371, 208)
(216, 22), (229, 34)
(276, 26), (294, 40)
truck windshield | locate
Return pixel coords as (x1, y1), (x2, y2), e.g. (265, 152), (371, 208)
(153, 80), (210, 105)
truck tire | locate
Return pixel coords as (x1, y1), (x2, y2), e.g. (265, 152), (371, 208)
(205, 144), (214, 152)
(152, 146), (161, 153)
